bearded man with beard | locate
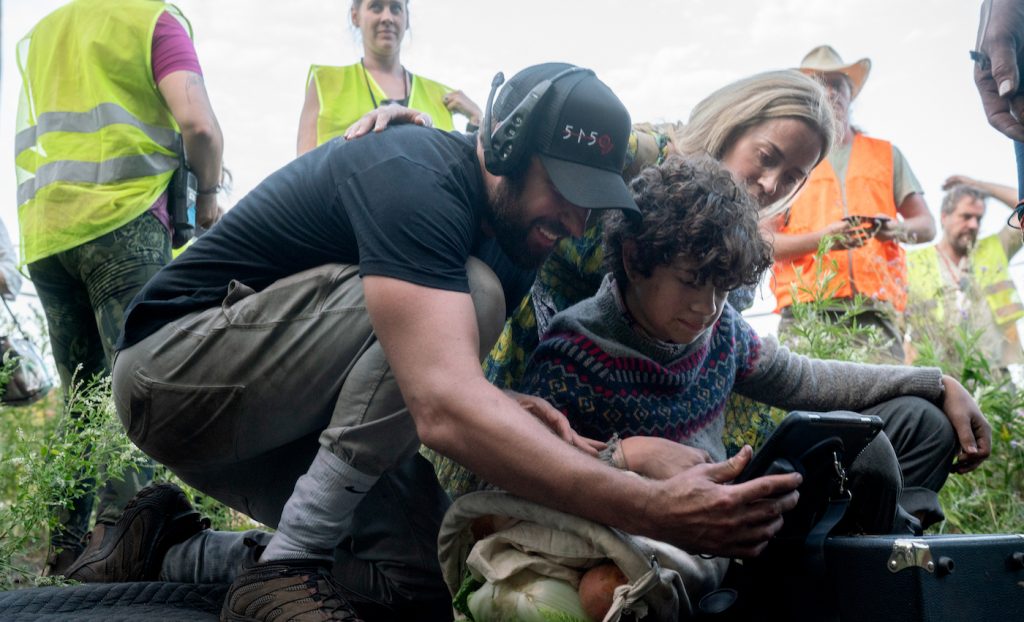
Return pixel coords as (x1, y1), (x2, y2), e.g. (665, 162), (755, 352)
(907, 175), (1024, 370)
(60, 64), (805, 622)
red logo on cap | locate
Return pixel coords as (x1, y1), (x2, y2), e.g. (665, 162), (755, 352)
(562, 124), (615, 156)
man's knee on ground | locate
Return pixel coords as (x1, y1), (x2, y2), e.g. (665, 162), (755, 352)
(466, 257), (504, 360)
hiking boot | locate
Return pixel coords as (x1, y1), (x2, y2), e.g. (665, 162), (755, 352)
(43, 543), (83, 578)
(64, 482), (209, 582)
(221, 541), (364, 622)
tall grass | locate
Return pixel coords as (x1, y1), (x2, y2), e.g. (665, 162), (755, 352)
(781, 239), (1024, 534)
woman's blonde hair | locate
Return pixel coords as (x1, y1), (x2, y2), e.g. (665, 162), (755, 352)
(665, 70), (838, 217)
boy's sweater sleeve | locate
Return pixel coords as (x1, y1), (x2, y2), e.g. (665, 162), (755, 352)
(734, 335), (944, 412)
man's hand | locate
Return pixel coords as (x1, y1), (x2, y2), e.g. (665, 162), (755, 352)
(643, 446), (802, 558)
(974, 0), (1024, 141)
(505, 390), (604, 456)
(942, 174), (981, 191)
(823, 218), (875, 250)
(873, 215), (911, 243)
(940, 375), (992, 473)
(343, 104), (433, 140)
(619, 436), (711, 480)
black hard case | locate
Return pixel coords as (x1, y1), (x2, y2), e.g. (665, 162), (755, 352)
(824, 534), (1024, 621)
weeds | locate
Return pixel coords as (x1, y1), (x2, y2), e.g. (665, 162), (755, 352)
(782, 241), (1024, 534)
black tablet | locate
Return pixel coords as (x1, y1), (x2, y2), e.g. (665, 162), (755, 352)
(734, 411), (884, 484)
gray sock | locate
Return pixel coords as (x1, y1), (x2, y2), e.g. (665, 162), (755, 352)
(262, 447), (379, 562)
(160, 529), (271, 583)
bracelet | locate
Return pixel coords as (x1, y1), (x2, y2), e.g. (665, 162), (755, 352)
(196, 185), (222, 196)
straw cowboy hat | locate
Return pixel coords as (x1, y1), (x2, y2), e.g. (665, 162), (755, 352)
(798, 45), (871, 100)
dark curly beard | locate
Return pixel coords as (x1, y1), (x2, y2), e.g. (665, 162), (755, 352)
(484, 172), (550, 269)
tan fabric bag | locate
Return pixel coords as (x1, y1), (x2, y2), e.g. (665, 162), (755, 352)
(438, 491), (729, 621)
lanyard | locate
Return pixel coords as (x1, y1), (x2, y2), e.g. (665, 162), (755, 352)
(360, 58), (409, 108)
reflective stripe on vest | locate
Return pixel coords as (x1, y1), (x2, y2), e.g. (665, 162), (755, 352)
(15, 0), (185, 264)
(15, 102), (178, 158)
(906, 235), (1024, 326)
(310, 63), (455, 146)
(18, 151), (178, 206)
(772, 134), (906, 312)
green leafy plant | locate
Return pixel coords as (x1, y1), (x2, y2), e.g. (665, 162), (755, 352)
(781, 234), (900, 364)
(0, 375), (144, 588)
(783, 240), (1024, 534)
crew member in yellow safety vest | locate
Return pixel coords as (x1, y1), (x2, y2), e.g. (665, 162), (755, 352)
(770, 45), (937, 363)
(907, 176), (1024, 369)
(296, 0), (483, 155)
(15, 0), (223, 576)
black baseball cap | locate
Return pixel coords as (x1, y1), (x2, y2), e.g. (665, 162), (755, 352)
(493, 63), (639, 216)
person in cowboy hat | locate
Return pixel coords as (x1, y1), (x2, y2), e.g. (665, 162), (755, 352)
(768, 44), (937, 364)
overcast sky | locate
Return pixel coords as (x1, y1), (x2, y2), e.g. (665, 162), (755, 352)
(0, 0), (1016, 331)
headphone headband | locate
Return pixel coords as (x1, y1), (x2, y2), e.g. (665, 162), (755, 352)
(481, 66), (594, 176)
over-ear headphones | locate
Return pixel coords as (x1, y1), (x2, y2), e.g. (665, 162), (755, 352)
(481, 66), (594, 176)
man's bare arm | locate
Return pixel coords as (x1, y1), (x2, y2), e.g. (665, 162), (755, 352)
(363, 275), (802, 557)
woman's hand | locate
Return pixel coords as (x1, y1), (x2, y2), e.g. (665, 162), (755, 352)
(442, 90), (482, 127)
(343, 104), (433, 140)
(939, 375), (992, 473)
(504, 390), (605, 456)
(195, 193), (221, 230)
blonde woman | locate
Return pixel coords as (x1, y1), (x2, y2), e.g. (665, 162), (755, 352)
(297, 0), (481, 155)
(484, 69), (837, 391)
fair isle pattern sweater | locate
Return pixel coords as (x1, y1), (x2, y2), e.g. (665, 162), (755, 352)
(520, 276), (945, 462)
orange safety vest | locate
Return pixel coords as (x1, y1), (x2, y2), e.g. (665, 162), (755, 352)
(772, 134), (906, 312)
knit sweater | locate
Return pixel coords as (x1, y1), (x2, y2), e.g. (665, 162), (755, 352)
(520, 275), (945, 462)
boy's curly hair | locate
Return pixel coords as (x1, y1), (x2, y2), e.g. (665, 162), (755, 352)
(604, 154), (773, 291)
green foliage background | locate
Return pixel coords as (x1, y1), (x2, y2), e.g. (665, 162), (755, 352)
(782, 239), (1024, 535)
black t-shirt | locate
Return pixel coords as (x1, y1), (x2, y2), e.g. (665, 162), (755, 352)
(119, 126), (531, 349)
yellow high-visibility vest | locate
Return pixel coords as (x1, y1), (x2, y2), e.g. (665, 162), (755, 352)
(907, 235), (1024, 326)
(308, 62), (454, 146)
(15, 0), (186, 265)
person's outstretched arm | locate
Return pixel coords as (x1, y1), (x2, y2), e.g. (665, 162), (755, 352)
(364, 275), (803, 558)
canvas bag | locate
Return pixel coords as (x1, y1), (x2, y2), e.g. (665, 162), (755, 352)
(438, 491), (729, 621)
(1, 299), (52, 406)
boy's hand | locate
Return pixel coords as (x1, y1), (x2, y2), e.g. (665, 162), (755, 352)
(505, 390), (604, 456)
(939, 375), (992, 473)
(619, 436), (711, 479)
